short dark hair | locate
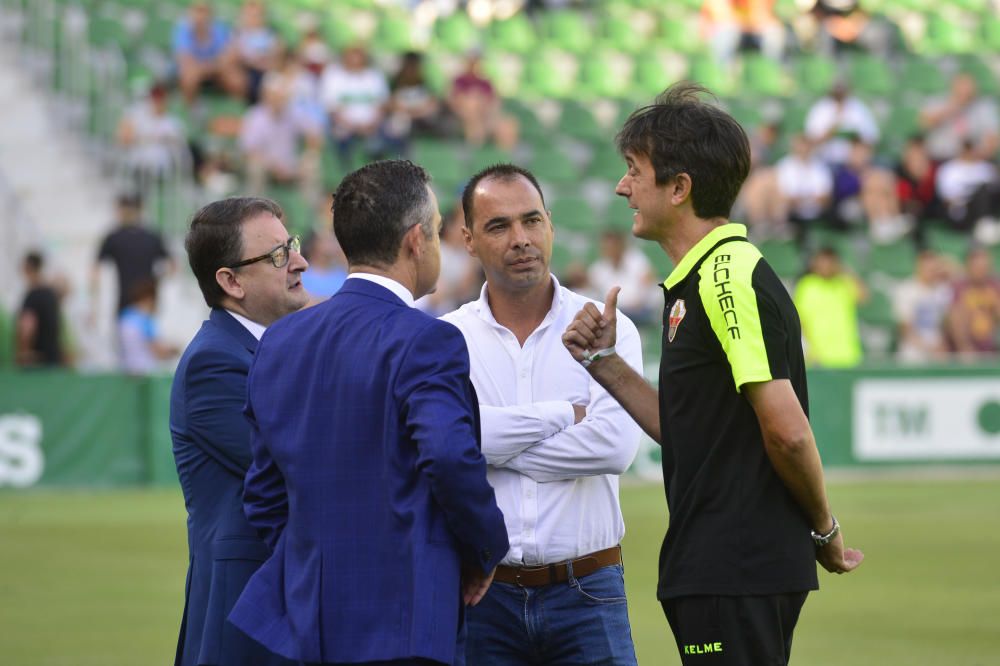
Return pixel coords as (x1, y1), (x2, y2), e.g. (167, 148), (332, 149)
(461, 163), (546, 229)
(23, 251), (43, 272)
(333, 160), (434, 267)
(185, 197), (284, 307)
(616, 82), (751, 220)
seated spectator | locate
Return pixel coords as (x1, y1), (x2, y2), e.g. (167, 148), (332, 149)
(320, 45), (389, 167)
(806, 0), (900, 58)
(116, 83), (189, 191)
(831, 136), (909, 243)
(894, 250), (954, 363)
(920, 72), (1000, 163)
(229, 0), (280, 105)
(774, 134), (833, 244)
(895, 134), (941, 243)
(448, 51), (518, 150)
(416, 208), (482, 316)
(263, 47), (325, 127)
(587, 227), (659, 326)
(118, 280), (179, 375)
(947, 247), (1000, 356)
(804, 80), (879, 165)
(173, 0), (245, 106)
(700, 0), (787, 64)
(793, 246), (867, 367)
(383, 52), (450, 156)
(16, 252), (67, 368)
(297, 20), (331, 78)
(935, 140), (1000, 239)
(301, 227), (347, 300)
(240, 77), (323, 205)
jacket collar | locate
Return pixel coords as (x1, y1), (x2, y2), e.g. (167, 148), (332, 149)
(210, 307), (259, 353)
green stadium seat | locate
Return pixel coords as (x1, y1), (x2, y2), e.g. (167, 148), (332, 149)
(740, 55), (789, 98)
(847, 54), (894, 98)
(868, 241), (917, 279)
(983, 17), (1000, 50)
(577, 50), (633, 99)
(589, 146), (627, 182)
(900, 57), (947, 96)
(559, 100), (605, 142)
(687, 57), (733, 96)
(549, 197), (600, 233)
(925, 226), (972, 262)
(542, 11), (593, 55)
(658, 17), (704, 54)
(435, 12), (480, 54)
(374, 14), (413, 52)
(600, 15), (648, 54)
(530, 147), (581, 187)
(794, 55), (838, 97)
(632, 56), (683, 97)
(521, 50), (578, 99)
(488, 13), (536, 55)
(322, 15), (361, 50)
(469, 145), (513, 171)
(857, 286), (896, 328)
(412, 141), (467, 185)
(922, 16), (976, 55)
(758, 238), (803, 280)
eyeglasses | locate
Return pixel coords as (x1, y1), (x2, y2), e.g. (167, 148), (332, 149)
(229, 236), (301, 269)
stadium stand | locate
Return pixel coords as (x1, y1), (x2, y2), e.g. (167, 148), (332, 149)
(1, 0), (999, 368)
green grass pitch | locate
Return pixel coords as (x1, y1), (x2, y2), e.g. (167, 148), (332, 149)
(1, 479), (998, 665)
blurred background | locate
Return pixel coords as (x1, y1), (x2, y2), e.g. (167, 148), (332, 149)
(1, 0), (999, 664)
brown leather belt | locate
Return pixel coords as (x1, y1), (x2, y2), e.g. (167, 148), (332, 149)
(494, 546), (622, 587)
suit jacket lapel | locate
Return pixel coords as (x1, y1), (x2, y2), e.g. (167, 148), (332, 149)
(210, 308), (260, 354)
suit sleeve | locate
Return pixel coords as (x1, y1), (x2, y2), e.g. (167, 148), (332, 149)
(397, 320), (509, 572)
(183, 348), (255, 476)
(497, 312), (644, 482)
(241, 353), (289, 552)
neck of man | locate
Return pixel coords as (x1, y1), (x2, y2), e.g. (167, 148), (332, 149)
(660, 215), (730, 267)
(486, 276), (554, 347)
(349, 263), (419, 300)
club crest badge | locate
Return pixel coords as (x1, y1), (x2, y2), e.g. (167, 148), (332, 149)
(668, 299), (686, 343)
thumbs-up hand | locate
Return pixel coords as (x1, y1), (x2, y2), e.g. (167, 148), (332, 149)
(562, 287), (620, 364)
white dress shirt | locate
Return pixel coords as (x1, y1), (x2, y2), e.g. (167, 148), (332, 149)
(346, 273), (415, 307)
(441, 276), (643, 566)
(227, 310), (266, 340)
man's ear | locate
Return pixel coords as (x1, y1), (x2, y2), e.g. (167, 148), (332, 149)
(215, 268), (245, 301)
(671, 173), (693, 206)
(461, 225), (477, 258)
(402, 222), (425, 260)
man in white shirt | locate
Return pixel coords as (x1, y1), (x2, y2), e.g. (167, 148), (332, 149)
(804, 80), (879, 166)
(442, 164), (643, 665)
(320, 45), (389, 166)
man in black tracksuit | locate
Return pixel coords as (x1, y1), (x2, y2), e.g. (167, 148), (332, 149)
(561, 83), (864, 665)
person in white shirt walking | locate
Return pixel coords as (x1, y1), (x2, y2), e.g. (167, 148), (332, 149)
(442, 164), (643, 665)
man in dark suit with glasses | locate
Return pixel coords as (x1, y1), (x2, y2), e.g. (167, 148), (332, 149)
(170, 196), (309, 666)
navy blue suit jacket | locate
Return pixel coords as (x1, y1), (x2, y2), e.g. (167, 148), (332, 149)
(170, 308), (297, 666)
(229, 278), (509, 665)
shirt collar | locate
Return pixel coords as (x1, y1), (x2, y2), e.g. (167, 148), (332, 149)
(225, 309), (267, 340)
(663, 223), (748, 290)
(347, 272), (415, 307)
(473, 274), (564, 327)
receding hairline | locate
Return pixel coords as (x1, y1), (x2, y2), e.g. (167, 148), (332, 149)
(467, 174), (547, 228)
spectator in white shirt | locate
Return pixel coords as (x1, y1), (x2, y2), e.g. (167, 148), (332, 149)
(587, 227), (660, 326)
(804, 80), (879, 166)
(442, 164), (642, 665)
(893, 249), (954, 363)
(320, 45), (389, 167)
(240, 77), (322, 205)
(774, 134), (833, 244)
(116, 83), (189, 190)
(935, 139), (1000, 236)
(921, 72), (1000, 163)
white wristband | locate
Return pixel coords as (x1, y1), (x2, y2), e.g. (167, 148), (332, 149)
(580, 346), (616, 368)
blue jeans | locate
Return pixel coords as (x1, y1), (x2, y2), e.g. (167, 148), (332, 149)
(465, 564), (637, 665)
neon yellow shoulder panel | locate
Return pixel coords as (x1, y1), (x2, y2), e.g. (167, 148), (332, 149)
(697, 241), (773, 392)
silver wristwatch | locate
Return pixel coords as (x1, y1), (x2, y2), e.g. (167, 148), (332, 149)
(811, 516), (840, 547)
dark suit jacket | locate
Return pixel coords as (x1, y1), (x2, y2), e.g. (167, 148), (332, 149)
(229, 278), (509, 665)
(170, 308), (297, 666)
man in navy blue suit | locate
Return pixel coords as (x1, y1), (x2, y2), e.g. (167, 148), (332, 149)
(229, 160), (509, 666)
(171, 197), (310, 666)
